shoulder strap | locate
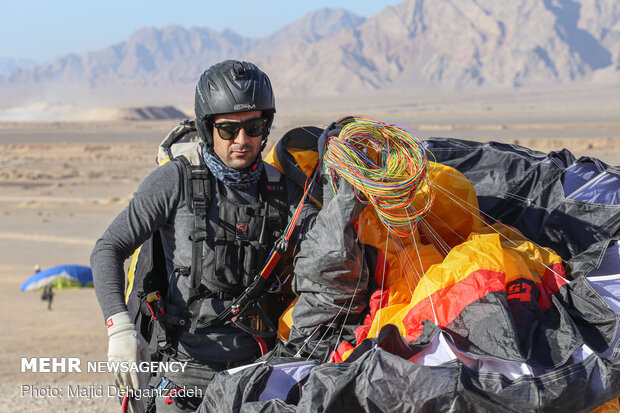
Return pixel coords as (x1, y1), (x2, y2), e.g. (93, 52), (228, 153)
(260, 163), (289, 240)
(176, 155), (211, 334)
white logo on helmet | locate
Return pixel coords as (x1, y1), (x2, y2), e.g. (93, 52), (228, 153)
(233, 103), (256, 111)
(196, 85), (206, 103)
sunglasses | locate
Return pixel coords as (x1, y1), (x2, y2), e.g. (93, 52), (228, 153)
(213, 117), (268, 140)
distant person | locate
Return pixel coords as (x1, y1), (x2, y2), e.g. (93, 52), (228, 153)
(91, 60), (320, 412)
(41, 285), (53, 310)
(35, 265), (54, 310)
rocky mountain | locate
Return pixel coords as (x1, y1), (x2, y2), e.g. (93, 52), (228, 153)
(2, 8), (364, 88)
(0, 58), (38, 76)
(253, 8), (367, 52)
(4, 26), (250, 86)
(1, 1), (619, 104)
(259, 0), (620, 95)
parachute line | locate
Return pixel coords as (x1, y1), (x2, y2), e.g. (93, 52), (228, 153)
(424, 165), (570, 271)
(432, 182), (569, 283)
(422, 166), (555, 222)
(294, 323), (324, 358)
(391, 235), (421, 294)
(426, 209), (468, 243)
(419, 218), (452, 256)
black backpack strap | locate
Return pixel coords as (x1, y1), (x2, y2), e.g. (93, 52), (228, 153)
(176, 155), (211, 334)
(260, 164), (289, 242)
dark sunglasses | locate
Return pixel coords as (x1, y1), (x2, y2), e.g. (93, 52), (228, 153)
(213, 117), (268, 140)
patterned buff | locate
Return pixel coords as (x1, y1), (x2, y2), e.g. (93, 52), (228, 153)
(202, 147), (264, 190)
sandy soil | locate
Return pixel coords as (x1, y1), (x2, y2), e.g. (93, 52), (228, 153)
(1, 90), (619, 412)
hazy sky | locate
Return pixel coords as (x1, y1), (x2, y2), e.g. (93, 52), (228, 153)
(0, 0), (402, 62)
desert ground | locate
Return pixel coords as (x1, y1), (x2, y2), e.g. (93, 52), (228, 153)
(1, 87), (619, 412)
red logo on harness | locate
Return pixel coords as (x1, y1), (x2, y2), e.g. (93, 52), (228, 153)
(236, 224), (249, 237)
(507, 281), (532, 302)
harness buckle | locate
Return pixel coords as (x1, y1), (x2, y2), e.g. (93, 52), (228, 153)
(189, 230), (207, 242)
(231, 301), (277, 338)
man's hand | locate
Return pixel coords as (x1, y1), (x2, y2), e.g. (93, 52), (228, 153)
(106, 311), (150, 390)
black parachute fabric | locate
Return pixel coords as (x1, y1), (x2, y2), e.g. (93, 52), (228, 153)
(194, 138), (620, 413)
(424, 138), (620, 265)
(197, 277), (620, 412)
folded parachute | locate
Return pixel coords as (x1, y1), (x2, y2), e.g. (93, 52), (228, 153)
(197, 131), (620, 413)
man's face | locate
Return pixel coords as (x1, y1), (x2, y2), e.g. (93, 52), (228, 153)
(212, 110), (264, 170)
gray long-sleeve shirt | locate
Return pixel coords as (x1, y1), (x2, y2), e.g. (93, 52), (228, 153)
(91, 159), (317, 362)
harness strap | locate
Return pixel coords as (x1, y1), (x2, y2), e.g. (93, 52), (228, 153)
(187, 164), (210, 334)
(260, 164), (288, 241)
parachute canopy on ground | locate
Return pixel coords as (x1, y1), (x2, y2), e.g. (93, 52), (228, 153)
(197, 129), (620, 413)
(20, 265), (93, 291)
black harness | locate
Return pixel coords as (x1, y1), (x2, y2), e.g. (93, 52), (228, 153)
(181, 156), (288, 333)
(140, 155), (289, 359)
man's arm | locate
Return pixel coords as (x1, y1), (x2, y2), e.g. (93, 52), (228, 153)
(90, 161), (183, 320)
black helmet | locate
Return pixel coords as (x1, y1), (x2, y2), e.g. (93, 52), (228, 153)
(195, 60), (275, 151)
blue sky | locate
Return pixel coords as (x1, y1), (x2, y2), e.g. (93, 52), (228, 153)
(0, 0), (402, 61)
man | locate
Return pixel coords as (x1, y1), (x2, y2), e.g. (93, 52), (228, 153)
(41, 285), (54, 310)
(91, 60), (318, 412)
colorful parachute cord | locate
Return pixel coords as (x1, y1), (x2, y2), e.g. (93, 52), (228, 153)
(322, 115), (435, 237)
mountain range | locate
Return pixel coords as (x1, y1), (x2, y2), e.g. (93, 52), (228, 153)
(1, 0), (619, 106)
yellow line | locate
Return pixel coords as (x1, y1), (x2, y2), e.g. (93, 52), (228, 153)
(0, 232), (94, 246)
